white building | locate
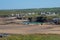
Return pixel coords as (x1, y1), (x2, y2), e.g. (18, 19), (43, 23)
(41, 12), (56, 16)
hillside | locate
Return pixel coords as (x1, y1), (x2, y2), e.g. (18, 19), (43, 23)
(0, 7), (60, 15)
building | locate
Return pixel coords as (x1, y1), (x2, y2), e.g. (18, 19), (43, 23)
(41, 12), (56, 16)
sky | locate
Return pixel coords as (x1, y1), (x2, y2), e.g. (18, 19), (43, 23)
(0, 0), (60, 9)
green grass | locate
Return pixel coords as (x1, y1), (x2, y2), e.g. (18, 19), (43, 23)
(1, 34), (60, 40)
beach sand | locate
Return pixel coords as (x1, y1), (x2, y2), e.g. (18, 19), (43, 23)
(0, 24), (60, 34)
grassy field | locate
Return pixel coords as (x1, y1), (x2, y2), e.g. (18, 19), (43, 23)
(1, 34), (60, 40)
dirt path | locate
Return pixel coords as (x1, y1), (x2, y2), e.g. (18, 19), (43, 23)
(0, 25), (60, 34)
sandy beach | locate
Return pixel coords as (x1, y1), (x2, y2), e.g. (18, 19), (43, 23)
(0, 24), (60, 34)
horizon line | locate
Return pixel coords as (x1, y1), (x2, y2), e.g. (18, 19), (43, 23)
(0, 7), (60, 10)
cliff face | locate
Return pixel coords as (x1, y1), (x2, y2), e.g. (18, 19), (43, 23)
(28, 16), (47, 22)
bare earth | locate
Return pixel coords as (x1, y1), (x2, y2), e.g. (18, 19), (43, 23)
(0, 24), (60, 34)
